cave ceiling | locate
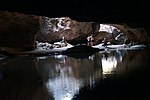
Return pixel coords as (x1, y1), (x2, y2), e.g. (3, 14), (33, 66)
(0, 0), (150, 28)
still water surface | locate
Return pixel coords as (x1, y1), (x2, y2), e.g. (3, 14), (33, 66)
(0, 49), (150, 100)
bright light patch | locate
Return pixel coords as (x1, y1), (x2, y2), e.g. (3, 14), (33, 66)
(102, 56), (117, 74)
(62, 93), (72, 100)
(46, 66), (80, 100)
(99, 24), (120, 34)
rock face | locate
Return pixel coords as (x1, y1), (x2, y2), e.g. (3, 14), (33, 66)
(0, 11), (40, 50)
(37, 16), (150, 46)
(0, 11), (149, 55)
(93, 24), (150, 45)
(36, 17), (93, 44)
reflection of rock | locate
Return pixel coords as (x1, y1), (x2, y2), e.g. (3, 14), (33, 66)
(73, 49), (150, 100)
(36, 54), (103, 100)
(116, 49), (150, 76)
(46, 66), (80, 100)
(62, 45), (100, 58)
(0, 54), (11, 65)
(101, 50), (127, 75)
(0, 57), (54, 100)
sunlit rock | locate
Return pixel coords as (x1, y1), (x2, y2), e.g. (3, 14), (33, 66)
(0, 11), (149, 56)
(37, 16), (150, 46)
(36, 16), (93, 43)
(94, 24), (150, 45)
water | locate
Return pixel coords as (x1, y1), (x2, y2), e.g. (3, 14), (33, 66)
(0, 49), (150, 100)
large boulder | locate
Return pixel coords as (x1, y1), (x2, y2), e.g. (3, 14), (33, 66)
(36, 17), (93, 44)
(0, 11), (40, 51)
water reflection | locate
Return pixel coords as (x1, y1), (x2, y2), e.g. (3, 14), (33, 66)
(102, 54), (117, 74)
(36, 50), (127, 100)
(1, 49), (149, 100)
(46, 66), (80, 100)
(37, 54), (100, 100)
(102, 50), (126, 75)
(45, 55), (79, 100)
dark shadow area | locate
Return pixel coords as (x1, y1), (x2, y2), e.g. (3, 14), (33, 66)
(0, 1), (150, 100)
(62, 45), (100, 58)
(73, 49), (150, 100)
(73, 70), (150, 100)
(0, 49), (150, 100)
(0, 0), (150, 28)
(0, 57), (54, 100)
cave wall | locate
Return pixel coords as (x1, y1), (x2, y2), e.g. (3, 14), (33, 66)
(37, 17), (150, 45)
(94, 23), (150, 45)
(36, 17), (93, 44)
(0, 11), (149, 54)
(0, 11), (40, 51)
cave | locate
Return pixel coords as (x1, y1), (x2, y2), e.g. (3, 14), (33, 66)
(0, 1), (150, 100)
(0, 1), (150, 54)
(0, 10), (149, 55)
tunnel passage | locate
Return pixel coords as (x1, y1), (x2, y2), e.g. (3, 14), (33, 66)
(0, 11), (149, 55)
